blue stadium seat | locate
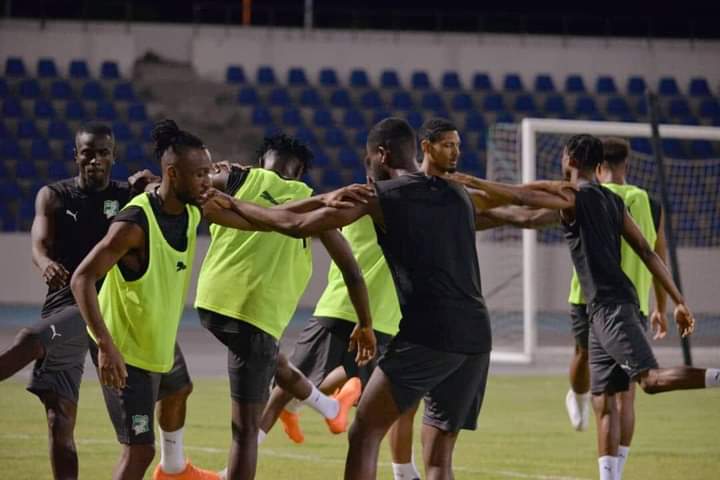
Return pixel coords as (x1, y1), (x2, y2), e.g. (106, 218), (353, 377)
(0, 180), (23, 200)
(100, 61), (120, 80)
(477, 133), (487, 151)
(595, 76), (617, 94)
(0, 122), (9, 140)
(19, 199), (35, 223)
(256, 66), (276, 85)
(0, 160), (7, 178)
(503, 73), (523, 92)
(299, 88), (322, 108)
(472, 73), (493, 91)
(141, 122), (154, 142)
(658, 77), (680, 96)
(226, 65), (246, 84)
(5, 57), (26, 76)
(688, 77), (711, 97)
(19, 79), (41, 99)
(421, 92), (444, 112)
(371, 109), (392, 125)
(37, 58), (58, 78)
(330, 89), (353, 109)
(0, 79), (7, 98)
(251, 106), (273, 127)
(311, 151), (330, 169)
(627, 76), (646, 96)
(380, 70), (400, 88)
(281, 108), (303, 127)
(47, 160), (70, 180)
(690, 140), (713, 157)
(3, 97), (23, 118)
(125, 143), (146, 163)
(313, 109), (334, 128)
(112, 122), (133, 142)
(324, 127), (347, 147)
(319, 68), (339, 87)
(451, 93), (473, 111)
(465, 112), (486, 132)
(287, 67), (308, 87)
(411, 71), (431, 90)
(495, 112), (515, 123)
(482, 94), (505, 112)
(441, 72), (461, 90)
(65, 100), (86, 120)
(635, 98), (648, 116)
(295, 127), (317, 145)
(322, 170), (343, 190)
(111, 162), (130, 180)
(606, 97), (630, 116)
(69, 60), (90, 79)
(678, 115), (699, 126)
(268, 88), (291, 107)
(630, 138), (652, 154)
(460, 151), (485, 177)
(542, 94), (568, 115)
(81, 81), (105, 101)
(30, 139), (53, 160)
(34, 99), (56, 119)
(15, 160), (38, 178)
(565, 75), (586, 93)
(350, 166), (366, 184)
(360, 91), (383, 110)
(17, 119), (38, 139)
(699, 99), (720, 118)
(662, 139), (684, 157)
(0, 139), (23, 159)
(669, 98), (691, 117)
(349, 69), (369, 88)
(50, 80), (73, 100)
(391, 91), (414, 110)
(0, 205), (16, 231)
(574, 96), (598, 115)
(62, 141), (75, 161)
(96, 102), (117, 121)
(343, 109), (365, 129)
(127, 104), (148, 122)
(113, 83), (136, 101)
(513, 95), (537, 114)
(338, 147), (360, 168)
(237, 87), (259, 105)
(354, 130), (368, 148)
(406, 111), (423, 130)
(534, 74), (555, 93)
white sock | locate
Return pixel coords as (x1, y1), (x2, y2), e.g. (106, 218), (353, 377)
(392, 461), (421, 480)
(159, 427), (186, 474)
(705, 368), (720, 387)
(257, 429), (267, 445)
(574, 390), (591, 405)
(616, 446), (630, 479)
(598, 456), (617, 480)
(285, 397), (303, 413)
(301, 385), (339, 419)
(218, 467), (227, 480)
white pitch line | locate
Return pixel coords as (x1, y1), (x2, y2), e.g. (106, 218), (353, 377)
(0, 433), (589, 480)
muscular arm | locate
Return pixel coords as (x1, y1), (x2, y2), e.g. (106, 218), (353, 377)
(480, 206), (560, 230)
(31, 186), (69, 289)
(652, 210), (669, 314)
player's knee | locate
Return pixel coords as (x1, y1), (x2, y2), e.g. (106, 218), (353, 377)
(126, 444), (155, 467)
(173, 382), (194, 400)
(637, 371), (660, 394)
(591, 394), (613, 415)
(231, 415), (260, 441)
(15, 328), (44, 358)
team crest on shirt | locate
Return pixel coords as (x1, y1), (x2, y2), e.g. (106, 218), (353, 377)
(103, 200), (120, 218)
(131, 414), (150, 435)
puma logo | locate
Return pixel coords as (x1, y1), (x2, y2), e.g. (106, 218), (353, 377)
(176, 261), (187, 272)
(260, 190), (279, 205)
(49, 324), (62, 340)
(65, 209), (78, 222)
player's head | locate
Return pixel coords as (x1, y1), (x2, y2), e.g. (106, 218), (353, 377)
(152, 119), (211, 206)
(597, 137), (630, 180)
(366, 117), (418, 181)
(419, 117), (461, 174)
(256, 133), (313, 180)
(562, 134), (604, 180)
(74, 122), (115, 190)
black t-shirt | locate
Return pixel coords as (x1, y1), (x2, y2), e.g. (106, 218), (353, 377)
(112, 192), (193, 281)
(563, 182), (639, 313)
(374, 172), (491, 354)
(41, 178), (131, 317)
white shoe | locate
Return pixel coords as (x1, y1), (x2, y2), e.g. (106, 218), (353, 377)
(565, 388), (586, 431)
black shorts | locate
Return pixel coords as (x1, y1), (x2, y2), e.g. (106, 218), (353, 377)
(570, 303), (590, 350)
(26, 305), (89, 404)
(199, 308), (279, 404)
(288, 316), (393, 388)
(378, 338), (490, 433)
(589, 303), (659, 395)
(89, 341), (192, 445)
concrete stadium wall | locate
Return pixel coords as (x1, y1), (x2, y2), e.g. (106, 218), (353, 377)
(1, 19), (719, 88)
(1, 233), (718, 314)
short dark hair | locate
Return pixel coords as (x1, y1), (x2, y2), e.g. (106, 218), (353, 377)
(418, 117), (458, 143)
(367, 117), (416, 162)
(151, 119), (205, 162)
(256, 133), (313, 176)
(564, 134), (604, 171)
(76, 121), (113, 139)
(601, 137), (630, 165)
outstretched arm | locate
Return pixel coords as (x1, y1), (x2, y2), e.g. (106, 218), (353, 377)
(317, 229), (376, 365)
(650, 210), (669, 339)
(479, 206), (560, 230)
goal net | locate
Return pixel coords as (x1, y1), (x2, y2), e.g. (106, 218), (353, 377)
(483, 119), (720, 364)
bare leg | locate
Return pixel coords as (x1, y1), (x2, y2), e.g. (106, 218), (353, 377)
(227, 400), (264, 480)
(616, 383), (635, 447)
(113, 444), (155, 480)
(157, 383), (193, 431)
(318, 366), (349, 394)
(274, 354), (312, 400)
(40, 392), (79, 480)
(259, 386), (295, 434)
(636, 367), (707, 394)
(345, 368), (402, 480)
(569, 345), (590, 394)
(0, 328), (44, 381)
(389, 403), (419, 464)
(592, 393), (620, 457)
(421, 423), (459, 480)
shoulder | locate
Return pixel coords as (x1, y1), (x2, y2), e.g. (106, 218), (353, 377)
(375, 173), (423, 194)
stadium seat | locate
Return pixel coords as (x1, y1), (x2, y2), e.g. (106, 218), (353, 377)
(380, 70), (400, 88)
(688, 77), (711, 97)
(313, 109), (334, 128)
(411, 71), (431, 90)
(81, 81), (105, 101)
(112, 122), (133, 142)
(460, 151), (484, 177)
(503, 73), (524, 92)
(256, 66), (276, 85)
(391, 91), (414, 110)
(465, 112), (486, 132)
(495, 112), (515, 123)
(658, 77), (680, 96)
(441, 72), (461, 90)
(69, 60), (90, 79)
(281, 108), (303, 127)
(299, 88), (322, 108)
(111, 162), (130, 180)
(349, 69), (370, 88)
(47, 160), (70, 180)
(371, 109), (392, 125)
(482, 94), (505, 112)
(690, 140), (714, 157)
(50, 80), (74, 100)
(127, 104), (148, 122)
(251, 106), (273, 126)
(113, 83), (136, 101)
(17, 119), (38, 139)
(100, 61), (120, 80)
(0, 180), (23, 199)
(34, 99), (56, 119)
(350, 166), (366, 184)
(226, 65), (246, 84)
(140, 122), (154, 142)
(287, 67), (308, 87)
(406, 111), (423, 130)
(96, 102), (118, 121)
(125, 143), (146, 163)
(65, 100), (86, 120)
(343, 109), (365, 129)
(324, 127), (347, 147)
(62, 141), (75, 161)
(451, 93), (473, 111)
(669, 98), (691, 117)
(338, 147), (360, 168)
(237, 86), (259, 105)
(420, 92), (444, 112)
(360, 91), (383, 109)
(574, 96), (598, 116)
(662, 138), (684, 157)
(699, 99), (720, 118)
(19, 79), (41, 99)
(319, 68), (339, 87)
(296, 126), (318, 145)
(354, 130), (368, 148)
(0, 139), (23, 159)
(330, 89), (353, 109)
(30, 139), (53, 161)
(627, 76), (647, 96)
(0, 79), (7, 98)
(311, 151), (330, 169)
(513, 94), (537, 114)
(5, 57), (26, 77)
(565, 75), (586, 93)
(268, 88), (291, 107)
(635, 98), (649, 116)
(37, 58), (58, 78)
(630, 138), (652, 154)
(477, 133), (487, 151)
(322, 170), (343, 190)
(596, 76), (618, 94)
(19, 199), (35, 223)
(534, 74), (555, 93)
(678, 115), (699, 126)
(0, 122), (9, 140)
(472, 73), (493, 91)
(606, 97), (630, 116)
(15, 160), (38, 178)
